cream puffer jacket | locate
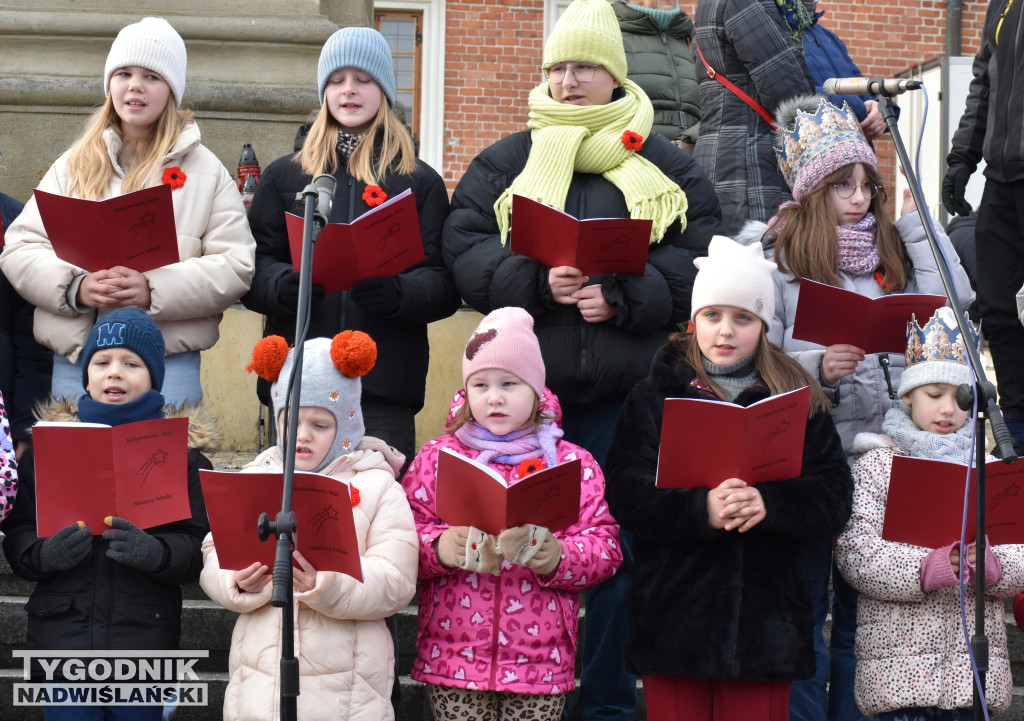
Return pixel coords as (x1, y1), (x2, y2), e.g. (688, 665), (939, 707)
(200, 436), (419, 721)
(0, 123), (255, 362)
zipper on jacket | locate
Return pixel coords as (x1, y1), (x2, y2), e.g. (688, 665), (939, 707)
(490, 575), (502, 689)
(339, 175), (358, 330)
(660, 32), (687, 130)
(877, 354), (898, 403)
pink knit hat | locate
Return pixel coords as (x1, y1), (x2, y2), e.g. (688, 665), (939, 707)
(462, 307), (546, 399)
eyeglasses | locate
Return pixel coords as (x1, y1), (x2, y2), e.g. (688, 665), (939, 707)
(543, 62), (599, 84)
(830, 180), (880, 199)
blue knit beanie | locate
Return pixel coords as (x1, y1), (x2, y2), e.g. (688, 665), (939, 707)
(317, 26), (396, 107)
(81, 308), (166, 391)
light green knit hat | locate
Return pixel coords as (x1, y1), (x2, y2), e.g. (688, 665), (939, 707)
(543, 0), (628, 85)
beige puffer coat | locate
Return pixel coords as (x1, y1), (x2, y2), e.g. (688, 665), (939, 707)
(200, 436), (418, 721)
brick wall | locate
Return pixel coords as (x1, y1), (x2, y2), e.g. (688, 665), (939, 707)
(442, 0), (546, 191)
(441, 0), (991, 210)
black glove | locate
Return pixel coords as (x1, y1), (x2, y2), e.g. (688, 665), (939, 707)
(102, 516), (167, 573)
(279, 270), (326, 313)
(39, 522), (93, 573)
(351, 276), (402, 316)
(942, 164), (973, 217)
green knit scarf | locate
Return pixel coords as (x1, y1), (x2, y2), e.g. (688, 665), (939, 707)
(495, 79), (688, 245)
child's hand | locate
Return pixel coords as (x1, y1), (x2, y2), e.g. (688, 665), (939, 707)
(949, 544), (962, 578)
(436, 526), (502, 575)
(292, 551), (317, 593)
(548, 266), (588, 305)
(497, 524), (562, 577)
(900, 188), (917, 217)
(104, 266), (152, 308)
(708, 478), (765, 531)
(38, 521), (93, 573)
(77, 269), (127, 308)
(235, 561), (271, 593)
(102, 516), (167, 572)
(821, 344), (865, 385)
(575, 285), (616, 324)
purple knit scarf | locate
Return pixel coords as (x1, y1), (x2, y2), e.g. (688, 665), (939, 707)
(836, 212), (879, 277)
(454, 416), (563, 468)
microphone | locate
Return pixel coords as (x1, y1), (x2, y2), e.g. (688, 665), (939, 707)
(309, 173), (337, 234)
(823, 77), (922, 97)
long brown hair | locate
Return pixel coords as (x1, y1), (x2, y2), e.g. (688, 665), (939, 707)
(298, 90), (417, 183)
(668, 326), (832, 416)
(767, 163), (909, 293)
(446, 393), (544, 435)
(65, 94), (194, 200)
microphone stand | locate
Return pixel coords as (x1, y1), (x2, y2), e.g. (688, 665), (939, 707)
(256, 176), (334, 721)
(876, 93), (1017, 721)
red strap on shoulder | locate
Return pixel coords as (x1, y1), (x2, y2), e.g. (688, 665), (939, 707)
(693, 41), (778, 131)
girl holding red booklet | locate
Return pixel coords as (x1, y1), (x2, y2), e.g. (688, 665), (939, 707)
(200, 331), (418, 721)
(736, 94), (975, 721)
(0, 18), (255, 408)
(400, 306), (621, 721)
(603, 236), (852, 721)
(243, 27), (458, 466)
(834, 307), (1024, 720)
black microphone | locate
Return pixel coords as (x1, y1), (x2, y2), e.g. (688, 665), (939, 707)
(823, 77), (922, 97)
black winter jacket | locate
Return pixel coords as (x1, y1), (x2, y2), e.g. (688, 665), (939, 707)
(604, 343), (852, 680)
(443, 130), (723, 405)
(1, 402), (214, 669)
(0, 193), (52, 441)
(242, 150), (458, 411)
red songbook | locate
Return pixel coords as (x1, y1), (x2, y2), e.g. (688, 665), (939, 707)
(435, 448), (582, 536)
(33, 417), (191, 536)
(792, 279), (947, 354)
(199, 470), (363, 581)
(882, 455), (1024, 548)
(510, 194), (652, 276)
(656, 386), (810, 488)
(285, 188), (424, 293)
(34, 185), (180, 273)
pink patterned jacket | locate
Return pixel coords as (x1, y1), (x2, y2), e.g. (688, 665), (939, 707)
(401, 388), (621, 695)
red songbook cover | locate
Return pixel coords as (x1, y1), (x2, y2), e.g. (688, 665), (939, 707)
(510, 194), (652, 276)
(792, 279), (947, 354)
(199, 470), (363, 581)
(285, 187), (424, 293)
(882, 455), (1024, 548)
(655, 386), (810, 488)
(435, 448), (582, 536)
(33, 417), (191, 536)
(34, 184), (180, 273)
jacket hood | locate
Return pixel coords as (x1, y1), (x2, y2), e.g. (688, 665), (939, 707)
(34, 396), (221, 455)
(613, 1), (693, 35)
(734, 219), (772, 247)
(243, 434), (404, 479)
(447, 385), (564, 428)
(102, 123), (202, 172)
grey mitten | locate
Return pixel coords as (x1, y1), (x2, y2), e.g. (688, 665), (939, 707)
(497, 524), (562, 576)
(39, 521), (93, 573)
(436, 526), (502, 575)
(102, 516), (167, 573)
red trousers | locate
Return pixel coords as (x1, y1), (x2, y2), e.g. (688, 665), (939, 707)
(643, 675), (791, 721)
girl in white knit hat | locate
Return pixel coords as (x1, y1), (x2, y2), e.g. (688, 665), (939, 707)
(0, 17), (255, 408)
(604, 236), (853, 721)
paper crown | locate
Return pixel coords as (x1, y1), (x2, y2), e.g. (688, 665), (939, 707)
(774, 95), (876, 201)
(898, 306), (981, 396)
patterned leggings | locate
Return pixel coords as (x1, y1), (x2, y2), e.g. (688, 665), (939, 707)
(426, 684), (566, 721)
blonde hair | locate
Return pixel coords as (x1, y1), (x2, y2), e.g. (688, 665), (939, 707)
(446, 394), (543, 435)
(298, 89), (417, 184)
(669, 326), (832, 416)
(766, 163), (909, 293)
(65, 94), (194, 200)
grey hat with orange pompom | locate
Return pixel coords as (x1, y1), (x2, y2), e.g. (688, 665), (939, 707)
(248, 331), (377, 467)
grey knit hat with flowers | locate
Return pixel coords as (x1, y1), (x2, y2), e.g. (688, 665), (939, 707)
(317, 26), (396, 107)
(104, 17), (188, 106)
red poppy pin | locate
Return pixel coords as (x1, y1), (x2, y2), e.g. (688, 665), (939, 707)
(162, 167), (186, 189)
(517, 458), (547, 478)
(621, 130), (644, 151)
(362, 185), (387, 207)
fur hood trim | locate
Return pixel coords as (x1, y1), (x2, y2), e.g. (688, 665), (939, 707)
(852, 431), (901, 456)
(734, 220), (772, 247)
(773, 93), (824, 148)
(34, 397), (221, 454)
